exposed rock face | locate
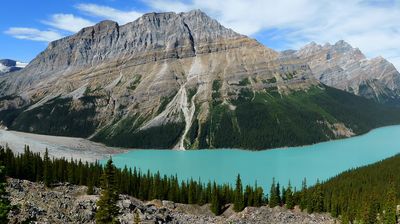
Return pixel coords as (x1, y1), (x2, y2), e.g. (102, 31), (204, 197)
(286, 41), (400, 104)
(0, 10), (320, 149)
(1, 10), (400, 150)
(0, 59), (26, 76)
(7, 178), (338, 224)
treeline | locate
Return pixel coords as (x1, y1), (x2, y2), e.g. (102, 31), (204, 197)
(194, 86), (400, 150)
(0, 145), (264, 215)
(1, 145), (399, 223)
(298, 154), (400, 223)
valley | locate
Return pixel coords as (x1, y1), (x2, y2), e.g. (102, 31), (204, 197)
(0, 7), (400, 224)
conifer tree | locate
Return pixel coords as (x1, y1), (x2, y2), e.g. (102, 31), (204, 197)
(210, 182), (222, 215)
(313, 180), (324, 213)
(299, 178), (308, 211)
(285, 181), (295, 209)
(0, 162), (11, 224)
(87, 177), (94, 195)
(43, 148), (51, 187)
(233, 174), (244, 212)
(269, 178), (280, 208)
(383, 184), (397, 224)
(95, 158), (120, 224)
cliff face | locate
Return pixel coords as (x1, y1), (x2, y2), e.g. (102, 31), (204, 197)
(0, 59), (26, 76)
(287, 41), (400, 104)
(1, 10), (400, 150)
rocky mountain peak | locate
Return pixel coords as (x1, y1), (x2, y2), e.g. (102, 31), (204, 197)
(333, 40), (352, 49)
(288, 40), (400, 103)
(16, 10), (245, 78)
(0, 59), (27, 75)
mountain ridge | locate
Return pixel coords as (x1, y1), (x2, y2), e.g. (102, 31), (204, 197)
(1, 10), (400, 150)
(286, 40), (400, 104)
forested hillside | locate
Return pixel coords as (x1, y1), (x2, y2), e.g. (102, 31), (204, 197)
(1, 145), (399, 223)
(300, 154), (400, 223)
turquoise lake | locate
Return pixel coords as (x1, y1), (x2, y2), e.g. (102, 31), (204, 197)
(110, 125), (400, 191)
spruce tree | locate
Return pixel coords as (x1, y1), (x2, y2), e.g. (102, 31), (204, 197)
(313, 180), (324, 213)
(0, 163), (11, 224)
(269, 178), (280, 208)
(87, 177), (94, 195)
(95, 158), (120, 224)
(299, 178), (307, 211)
(43, 148), (51, 187)
(233, 174), (244, 212)
(210, 182), (222, 215)
(383, 184), (397, 224)
(285, 182), (295, 209)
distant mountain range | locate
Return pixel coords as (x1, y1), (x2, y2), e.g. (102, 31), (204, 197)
(1, 10), (400, 150)
(0, 59), (27, 76)
(284, 41), (400, 104)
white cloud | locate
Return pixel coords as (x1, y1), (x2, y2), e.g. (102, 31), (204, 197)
(147, 0), (400, 70)
(76, 3), (142, 24)
(3, 1), (400, 70)
(4, 27), (63, 42)
(43, 14), (95, 33)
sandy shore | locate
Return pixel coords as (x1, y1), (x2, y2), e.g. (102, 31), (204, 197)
(0, 129), (127, 162)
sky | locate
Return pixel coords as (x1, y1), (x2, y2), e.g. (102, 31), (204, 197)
(0, 0), (399, 70)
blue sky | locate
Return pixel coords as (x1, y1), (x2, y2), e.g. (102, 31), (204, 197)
(1, 0), (399, 69)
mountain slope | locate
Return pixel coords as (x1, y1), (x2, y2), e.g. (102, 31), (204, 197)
(0, 59), (27, 76)
(302, 153), (400, 223)
(1, 10), (400, 150)
(285, 41), (400, 104)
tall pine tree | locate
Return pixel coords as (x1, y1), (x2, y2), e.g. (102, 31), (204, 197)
(285, 181), (294, 209)
(43, 148), (51, 187)
(95, 158), (120, 224)
(383, 184), (397, 224)
(0, 162), (11, 224)
(233, 174), (244, 212)
(269, 178), (280, 208)
(210, 182), (222, 215)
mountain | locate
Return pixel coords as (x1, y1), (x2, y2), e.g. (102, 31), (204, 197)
(284, 41), (400, 104)
(0, 59), (27, 76)
(1, 10), (400, 150)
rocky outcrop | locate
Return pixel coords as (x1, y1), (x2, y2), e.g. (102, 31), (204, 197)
(1, 10), (399, 150)
(0, 59), (26, 76)
(0, 10), (320, 150)
(285, 41), (400, 104)
(7, 178), (338, 224)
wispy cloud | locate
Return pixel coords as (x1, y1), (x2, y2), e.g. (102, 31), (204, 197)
(4, 27), (63, 42)
(148, 0), (400, 69)
(76, 3), (142, 25)
(43, 14), (95, 33)
(3, 0), (400, 70)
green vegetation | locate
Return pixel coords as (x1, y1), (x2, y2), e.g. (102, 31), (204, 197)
(157, 93), (175, 114)
(0, 146), (264, 216)
(269, 178), (281, 208)
(95, 158), (120, 224)
(93, 118), (185, 148)
(187, 87), (198, 103)
(0, 160), (10, 224)
(127, 75), (142, 91)
(262, 77), (277, 84)
(1, 145), (400, 222)
(282, 72), (296, 80)
(297, 154), (400, 223)
(233, 175), (244, 212)
(212, 80), (222, 106)
(9, 97), (98, 138)
(195, 85), (400, 150)
(238, 78), (250, 86)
